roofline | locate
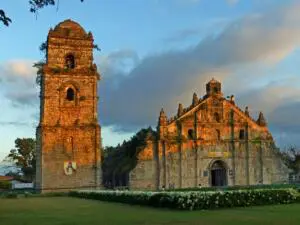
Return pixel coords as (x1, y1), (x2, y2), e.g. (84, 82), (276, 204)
(164, 96), (268, 131)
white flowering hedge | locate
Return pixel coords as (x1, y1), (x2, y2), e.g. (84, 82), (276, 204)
(69, 188), (299, 210)
(170, 184), (300, 192)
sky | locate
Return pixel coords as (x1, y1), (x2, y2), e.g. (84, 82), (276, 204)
(1, 0), (300, 160)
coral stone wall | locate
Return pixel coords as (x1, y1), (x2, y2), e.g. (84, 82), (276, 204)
(130, 141), (289, 190)
(36, 20), (101, 192)
(130, 79), (289, 190)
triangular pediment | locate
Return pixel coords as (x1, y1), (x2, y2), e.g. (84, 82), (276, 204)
(167, 96), (262, 129)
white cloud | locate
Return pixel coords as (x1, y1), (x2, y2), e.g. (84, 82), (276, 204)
(2, 2), (300, 148)
(0, 60), (38, 107)
(99, 2), (300, 133)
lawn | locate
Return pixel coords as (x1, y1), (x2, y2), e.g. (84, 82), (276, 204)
(1, 197), (300, 225)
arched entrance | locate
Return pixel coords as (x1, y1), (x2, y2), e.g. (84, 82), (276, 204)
(210, 160), (227, 187)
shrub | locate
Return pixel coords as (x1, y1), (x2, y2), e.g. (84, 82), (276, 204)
(70, 188), (299, 211)
(24, 191), (33, 198)
(0, 190), (69, 199)
(4, 192), (18, 199)
(0, 181), (12, 190)
(34, 192), (69, 198)
(168, 184), (300, 192)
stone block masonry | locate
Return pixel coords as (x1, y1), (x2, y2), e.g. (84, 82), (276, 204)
(35, 20), (102, 192)
(130, 79), (289, 190)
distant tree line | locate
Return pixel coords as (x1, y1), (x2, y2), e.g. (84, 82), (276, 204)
(102, 127), (156, 189)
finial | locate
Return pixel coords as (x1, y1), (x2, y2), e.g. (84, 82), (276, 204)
(158, 108), (167, 126)
(160, 108), (165, 117)
(230, 95), (235, 105)
(257, 111), (267, 126)
(192, 93), (198, 106)
(245, 106), (250, 117)
(178, 103), (183, 117)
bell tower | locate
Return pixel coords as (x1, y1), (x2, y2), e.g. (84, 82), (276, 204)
(36, 20), (101, 192)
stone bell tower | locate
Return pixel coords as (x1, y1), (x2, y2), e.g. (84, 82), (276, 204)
(35, 20), (101, 192)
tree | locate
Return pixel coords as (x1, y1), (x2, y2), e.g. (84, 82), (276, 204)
(0, 9), (11, 26)
(7, 138), (36, 181)
(1, 0), (84, 27)
(280, 146), (300, 174)
(102, 127), (156, 188)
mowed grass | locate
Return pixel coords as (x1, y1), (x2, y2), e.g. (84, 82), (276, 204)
(1, 197), (300, 225)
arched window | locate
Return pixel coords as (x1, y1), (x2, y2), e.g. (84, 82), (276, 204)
(239, 129), (245, 140)
(66, 88), (75, 101)
(188, 129), (194, 140)
(65, 54), (75, 69)
(214, 112), (220, 123)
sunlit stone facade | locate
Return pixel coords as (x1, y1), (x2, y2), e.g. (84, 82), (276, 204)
(130, 78), (289, 190)
(36, 20), (101, 192)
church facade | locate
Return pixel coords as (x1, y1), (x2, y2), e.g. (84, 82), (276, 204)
(34, 20), (288, 192)
(130, 79), (289, 190)
(35, 20), (102, 192)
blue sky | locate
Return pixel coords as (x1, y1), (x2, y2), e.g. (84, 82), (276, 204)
(1, 0), (300, 160)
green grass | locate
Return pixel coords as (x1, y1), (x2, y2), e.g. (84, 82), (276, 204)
(1, 197), (300, 225)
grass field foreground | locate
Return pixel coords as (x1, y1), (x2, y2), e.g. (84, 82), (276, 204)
(1, 197), (300, 225)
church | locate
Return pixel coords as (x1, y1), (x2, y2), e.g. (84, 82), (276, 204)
(129, 78), (289, 189)
(35, 20), (288, 192)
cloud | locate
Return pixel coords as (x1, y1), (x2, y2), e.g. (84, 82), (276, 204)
(0, 60), (36, 83)
(232, 77), (300, 147)
(2, 2), (300, 148)
(269, 102), (300, 132)
(0, 60), (38, 107)
(99, 2), (300, 135)
(163, 27), (202, 43)
(99, 49), (139, 78)
(5, 91), (38, 107)
(234, 77), (300, 114)
(268, 101), (300, 148)
(164, 18), (231, 44)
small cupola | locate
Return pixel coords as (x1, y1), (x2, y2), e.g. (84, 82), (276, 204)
(206, 78), (223, 97)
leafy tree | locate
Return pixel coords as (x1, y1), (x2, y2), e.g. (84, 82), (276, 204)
(7, 138), (36, 181)
(102, 127), (156, 188)
(1, 0), (84, 27)
(280, 146), (300, 174)
(0, 9), (11, 26)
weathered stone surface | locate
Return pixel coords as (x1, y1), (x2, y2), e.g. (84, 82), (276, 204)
(36, 20), (102, 192)
(130, 79), (289, 190)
